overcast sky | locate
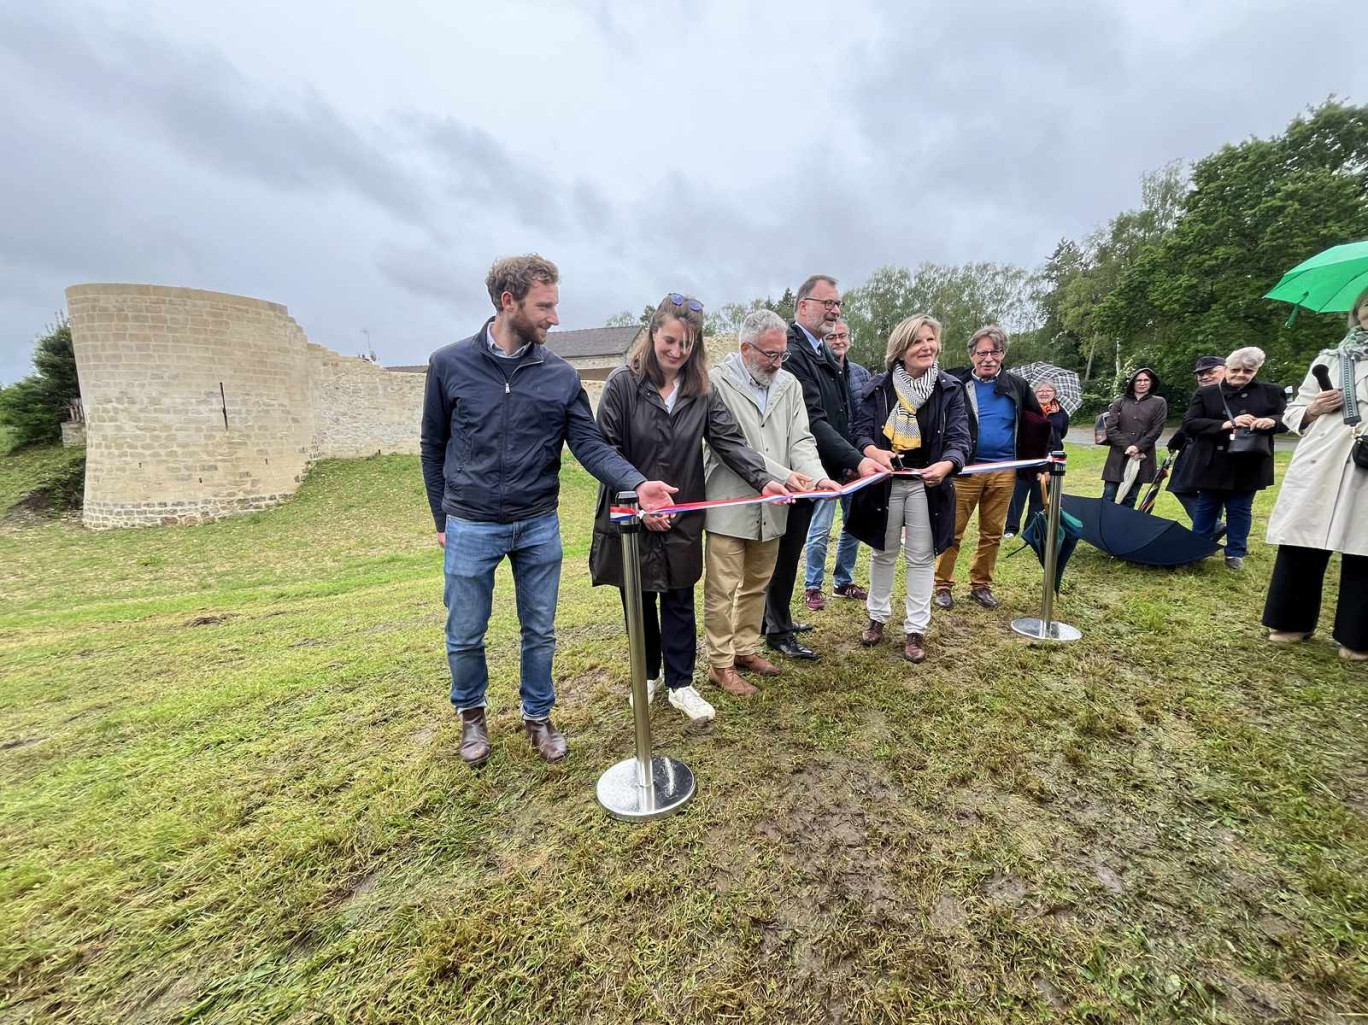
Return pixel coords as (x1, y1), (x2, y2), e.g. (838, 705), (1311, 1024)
(1, 0), (1365, 383)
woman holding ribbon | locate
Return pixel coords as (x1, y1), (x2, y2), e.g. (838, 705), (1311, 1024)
(1263, 287), (1368, 660)
(590, 294), (790, 721)
(846, 315), (971, 664)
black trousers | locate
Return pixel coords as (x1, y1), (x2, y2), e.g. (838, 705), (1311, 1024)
(763, 500), (816, 641)
(1262, 545), (1368, 652)
(620, 586), (696, 689)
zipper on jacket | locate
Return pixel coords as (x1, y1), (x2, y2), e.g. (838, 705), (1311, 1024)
(497, 358), (545, 518)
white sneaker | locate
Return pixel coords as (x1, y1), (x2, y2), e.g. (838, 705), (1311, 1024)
(628, 678), (659, 708)
(667, 685), (716, 722)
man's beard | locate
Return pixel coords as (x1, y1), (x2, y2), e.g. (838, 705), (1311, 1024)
(812, 318), (833, 339)
(509, 307), (544, 348)
(745, 359), (777, 387)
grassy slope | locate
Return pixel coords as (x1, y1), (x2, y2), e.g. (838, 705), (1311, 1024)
(0, 448), (1364, 1024)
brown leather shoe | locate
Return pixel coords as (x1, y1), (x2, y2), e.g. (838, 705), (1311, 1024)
(860, 619), (884, 646)
(523, 717), (567, 762)
(734, 653), (780, 677)
(969, 586), (1000, 610)
(903, 632), (927, 664)
(459, 708), (490, 768)
(933, 588), (954, 610)
(708, 666), (758, 696)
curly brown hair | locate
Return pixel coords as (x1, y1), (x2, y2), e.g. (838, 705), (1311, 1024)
(485, 254), (559, 310)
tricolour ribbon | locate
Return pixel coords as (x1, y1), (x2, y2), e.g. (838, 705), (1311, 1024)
(610, 455), (1061, 522)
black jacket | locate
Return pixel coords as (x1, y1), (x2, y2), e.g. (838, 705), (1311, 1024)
(784, 324), (865, 478)
(420, 321), (644, 529)
(845, 370), (972, 555)
(944, 367), (1045, 461)
(589, 366), (774, 591)
(1180, 379), (1287, 492)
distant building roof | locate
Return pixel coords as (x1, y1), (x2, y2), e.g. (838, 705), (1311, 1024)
(544, 325), (640, 360)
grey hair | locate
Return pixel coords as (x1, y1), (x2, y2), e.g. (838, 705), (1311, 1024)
(968, 324), (1009, 356)
(738, 309), (788, 349)
(1226, 346), (1266, 372)
(796, 274), (838, 302)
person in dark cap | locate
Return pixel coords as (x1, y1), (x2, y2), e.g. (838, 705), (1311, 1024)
(1164, 356), (1226, 525)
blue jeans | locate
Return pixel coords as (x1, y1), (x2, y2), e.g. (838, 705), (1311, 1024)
(1101, 480), (1140, 509)
(804, 496), (860, 590)
(443, 511), (562, 720)
(1192, 490), (1256, 558)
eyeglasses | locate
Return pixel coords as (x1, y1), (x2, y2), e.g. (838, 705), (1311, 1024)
(667, 293), (704, 312)
(751, 345), (790, 363)
(972, 348), (1005, 358)
(800, 297), (842, 311)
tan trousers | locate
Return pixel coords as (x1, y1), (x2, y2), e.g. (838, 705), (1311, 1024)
(934, 469), (1016, 590)
(704, 533), (780, 668)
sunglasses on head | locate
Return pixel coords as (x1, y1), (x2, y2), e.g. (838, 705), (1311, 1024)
(667, 293), (704, 312)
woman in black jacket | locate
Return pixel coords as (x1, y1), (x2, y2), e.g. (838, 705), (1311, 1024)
(1181, 346), (1286, 570)
(589, 294), (787, 722)
(846, 314), (971, 664)
(1004, 380), (1070, 536)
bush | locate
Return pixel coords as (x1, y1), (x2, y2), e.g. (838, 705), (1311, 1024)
(0, 318), (79, 448)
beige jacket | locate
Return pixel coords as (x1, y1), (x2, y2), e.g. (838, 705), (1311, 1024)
(1266, 350), (1368, 557)
(704, 353), (825, 541)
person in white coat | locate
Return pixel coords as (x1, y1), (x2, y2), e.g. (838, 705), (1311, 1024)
(1263, 287), (1368, 660)
(703, 310), (838, 696)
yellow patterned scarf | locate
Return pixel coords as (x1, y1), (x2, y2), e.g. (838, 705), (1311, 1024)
(883, 363), (939, 452)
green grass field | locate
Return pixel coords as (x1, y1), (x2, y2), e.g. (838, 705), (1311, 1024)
(1, 445), (1364, 1024)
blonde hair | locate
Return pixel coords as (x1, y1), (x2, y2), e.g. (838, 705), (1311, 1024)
(1351, 286), (1368, 329)
(1225, 346), (1266, 372)
(885, 314), (942, 371)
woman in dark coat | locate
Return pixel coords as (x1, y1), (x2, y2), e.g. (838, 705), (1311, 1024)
(846, 314), (971, 664)
(1181, 346), (1286, 570)
(1004, 380), (1070, 536)
(590, 294), (784, 721)
(1102, 368), (1167, 507)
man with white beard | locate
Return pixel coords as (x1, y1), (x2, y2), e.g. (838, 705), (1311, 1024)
(701, 310), (839, 696)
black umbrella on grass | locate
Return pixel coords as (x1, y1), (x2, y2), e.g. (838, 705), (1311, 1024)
(1060, 495), (1219, 567)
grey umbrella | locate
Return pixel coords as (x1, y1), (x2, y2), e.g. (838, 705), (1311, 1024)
(1011, 362), (1083, 414)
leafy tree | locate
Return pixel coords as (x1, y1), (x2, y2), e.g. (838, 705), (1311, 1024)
(842, 262), (1036, 370)
(0, 317), (80, 448)
(1101, 101), (1368, 405)
(604, 310), (637, 328)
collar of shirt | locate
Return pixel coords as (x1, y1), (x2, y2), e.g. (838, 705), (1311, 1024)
(486, 325), (530, 360)
(797, 323), (824, 355)
(971, 370), (1000, 384)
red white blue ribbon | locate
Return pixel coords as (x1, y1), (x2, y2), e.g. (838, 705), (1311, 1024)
(610, 455), (1061, 522)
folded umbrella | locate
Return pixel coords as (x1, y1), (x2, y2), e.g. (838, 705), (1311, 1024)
(1113, 457), (1141, 505)
(1137, 454), (1175, 514)
(1061, 495), (1220, 567)
(1019, 506), (1082, 592)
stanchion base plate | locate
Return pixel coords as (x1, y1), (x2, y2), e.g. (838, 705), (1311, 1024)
(1011, 617), (1082, 642)
(597, 756), (695, 822)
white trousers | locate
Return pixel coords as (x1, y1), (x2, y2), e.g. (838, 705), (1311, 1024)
(866, 478), (934, 635)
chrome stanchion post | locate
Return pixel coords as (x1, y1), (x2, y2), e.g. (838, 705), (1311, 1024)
(597, 491), (696, 821)
(1012, 451), (1081, 643)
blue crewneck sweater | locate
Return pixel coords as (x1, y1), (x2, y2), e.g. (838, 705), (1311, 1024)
(973, 379), (1016, 461)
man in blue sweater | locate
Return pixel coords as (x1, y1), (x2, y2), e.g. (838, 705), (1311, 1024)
(934, 326), (1043, 610)
(420, 254), (676, 768)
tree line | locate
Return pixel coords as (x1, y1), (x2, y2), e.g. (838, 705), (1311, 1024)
(610, 100), (1368, 415)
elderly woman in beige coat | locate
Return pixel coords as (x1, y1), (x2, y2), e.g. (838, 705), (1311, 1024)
(703, 310), (837, 696)
(1263, 286), (1368, 660)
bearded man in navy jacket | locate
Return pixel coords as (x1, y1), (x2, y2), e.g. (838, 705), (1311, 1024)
(420, 255), (676, 768)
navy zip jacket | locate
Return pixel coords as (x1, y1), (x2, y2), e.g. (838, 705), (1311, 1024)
(420, 320), (646, 529)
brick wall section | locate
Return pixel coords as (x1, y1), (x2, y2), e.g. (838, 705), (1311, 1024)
(67, 284), (425, 529)
(61, 422), (86, 448)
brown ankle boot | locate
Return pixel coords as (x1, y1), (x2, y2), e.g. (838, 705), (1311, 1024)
(860, 619), (884, 646)
(903, 632), (927, 664)
(460, 708), (490, 767)
(523, 717), (568, 762)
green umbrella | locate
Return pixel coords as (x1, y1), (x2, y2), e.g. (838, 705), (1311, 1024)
(1264, 240), (1368, 324)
